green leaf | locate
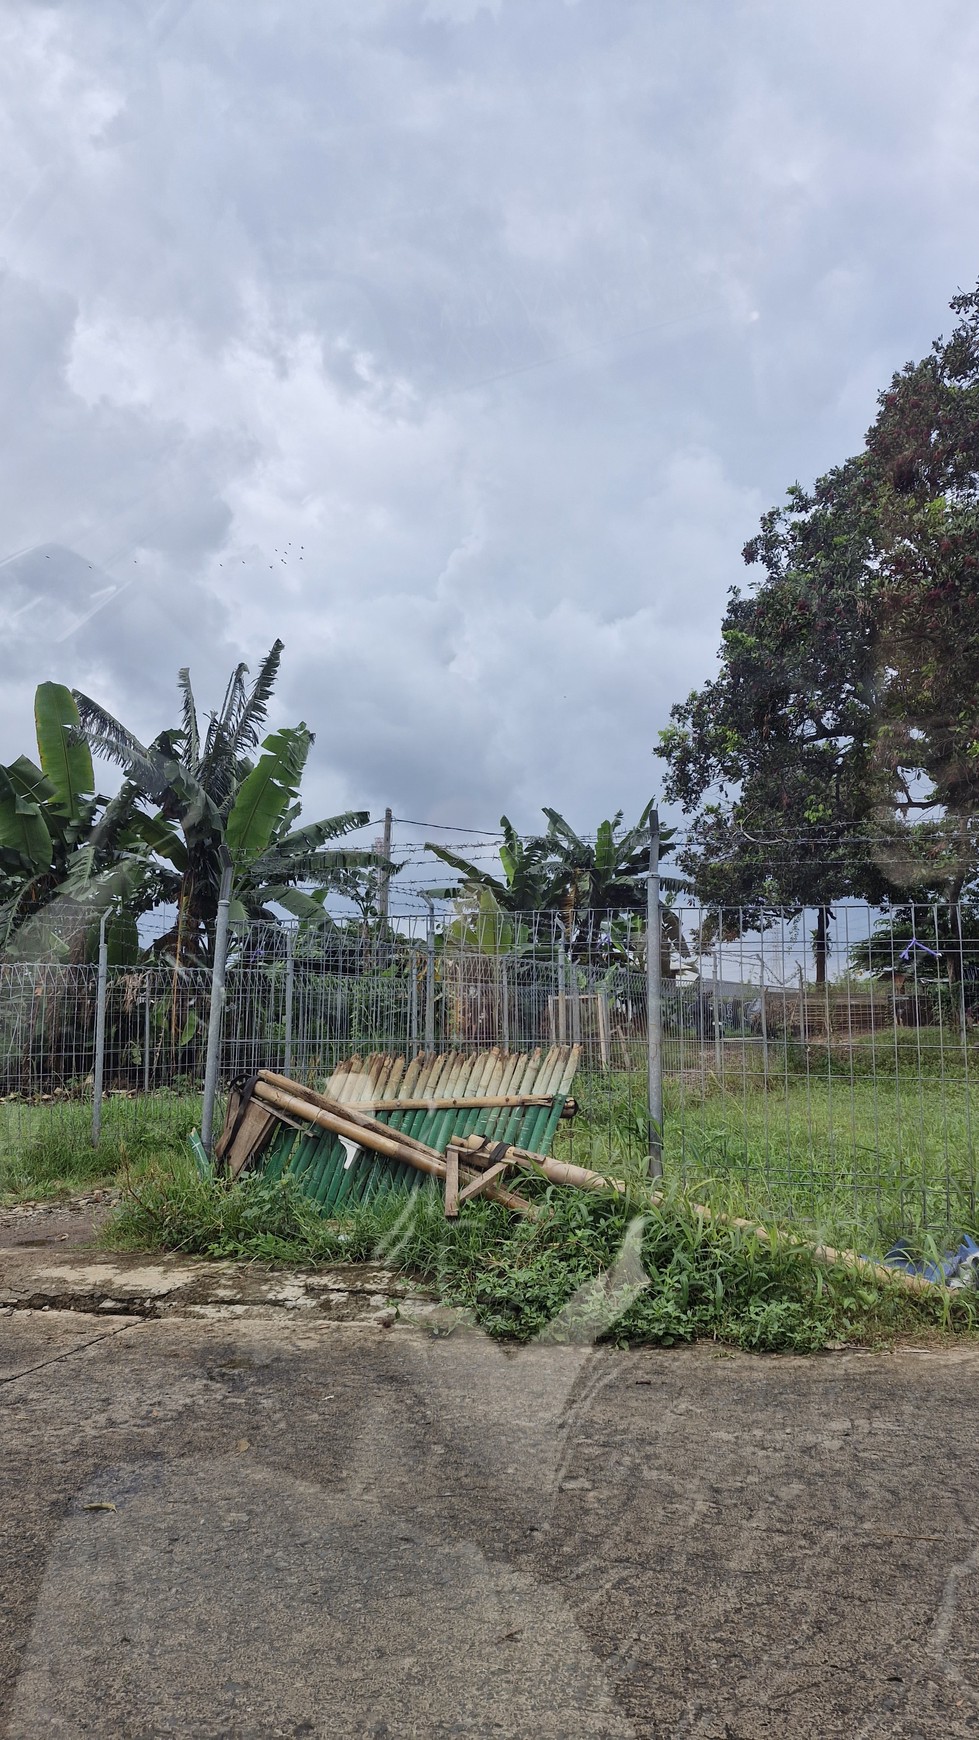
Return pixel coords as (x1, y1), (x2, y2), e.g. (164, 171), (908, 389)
(226, 726), (311, 865)
(0, 770), (52, 872)
(105, 911), (139, 966)
(270, 886), (336, 925)
(595, 819), (615, 877)
(130, 812), (188, 871)
(178, 1008), (199, 1047)
(5, 756), (54, 806)
(34, 683), (94, 822)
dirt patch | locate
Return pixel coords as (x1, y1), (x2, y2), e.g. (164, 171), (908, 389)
(0, 1193), (117, 1252)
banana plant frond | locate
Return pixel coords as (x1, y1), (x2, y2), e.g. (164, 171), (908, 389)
(0, 768), (52, 874)
(177, 668), (200, 770)
(226, 725), (312, 865)
(245, 846), (390, 885)
(539, 806), (584, 852)
(216, 662), (248, 740)
(85, 780), (143, 857)
(263, 886), (339, 927)
(275, 810), (371, 852)
(73, 692), (152, 776)
(230, 639), (285, 755)
(425, 841), (506, 897)
(4, 756), (54, 807)
(34, 683), (95, 823)
(125, 806), (188, 871)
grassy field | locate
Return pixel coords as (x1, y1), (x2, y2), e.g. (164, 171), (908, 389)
(4, 1068), (976, 1350)
(0, 1092), (199, 1199)
(555, 1039), (979, 1259)
(661, 1078), (977, 1255)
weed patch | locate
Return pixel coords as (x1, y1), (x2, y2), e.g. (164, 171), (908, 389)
(106, 1160), (979, 1351)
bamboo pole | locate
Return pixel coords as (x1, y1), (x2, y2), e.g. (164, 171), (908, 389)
(454, 1133), (628, 1196)
(453, 1131), (936, 1293)
(258, 1071), (441, 1159)
(666, 1198), (935, 1294)
(355, 1093), (555, 1112)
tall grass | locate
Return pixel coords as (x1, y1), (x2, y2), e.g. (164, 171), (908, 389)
(555, 1064), (979, 1259)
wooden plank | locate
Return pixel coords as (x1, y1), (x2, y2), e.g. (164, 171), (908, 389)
(213, 1087), (242, 1162)
(222, 1098), (281, 1180)
(457, 1159), (514, 1205)
(444, 1145), (459, 1218)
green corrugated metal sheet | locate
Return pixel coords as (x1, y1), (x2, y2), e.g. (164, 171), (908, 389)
(260, 1046), (579, 1209)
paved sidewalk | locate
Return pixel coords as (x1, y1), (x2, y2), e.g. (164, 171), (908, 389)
(4, 1228), (979, 1739)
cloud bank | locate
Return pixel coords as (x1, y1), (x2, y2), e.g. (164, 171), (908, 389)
(2, 0), (978, 851)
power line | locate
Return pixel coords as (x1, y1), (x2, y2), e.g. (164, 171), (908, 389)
(393, 816), (504, 837)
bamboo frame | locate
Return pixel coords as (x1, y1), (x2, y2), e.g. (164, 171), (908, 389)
(251, 1078), (533, 1214)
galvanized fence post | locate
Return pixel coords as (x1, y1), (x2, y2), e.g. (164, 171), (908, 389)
(424, 898), (436, 1052)
(712, 937), (723, 1082)
(91, 909), (110, 1148)
(143, 970), (152, 1096)
(501, 957), (511, 1051)
(409, 945), (419, 1055)
(200, 851), (233, 1156)
(556, 922), (568, 1045)
(283, 927), (295, 1078)
(647, 810), (664, 1180)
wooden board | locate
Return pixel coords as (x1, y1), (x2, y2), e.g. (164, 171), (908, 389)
(444, 1146), (459, 1218)
(220, 1097), (282, 1180)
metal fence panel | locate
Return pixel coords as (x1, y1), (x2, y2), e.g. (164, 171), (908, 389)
(3, 902), (979, 1250)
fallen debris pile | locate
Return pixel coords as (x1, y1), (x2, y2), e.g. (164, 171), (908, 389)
(214, 1046), (616, 1216)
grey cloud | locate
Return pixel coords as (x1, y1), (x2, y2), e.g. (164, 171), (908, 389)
(1, 0), (978, 840)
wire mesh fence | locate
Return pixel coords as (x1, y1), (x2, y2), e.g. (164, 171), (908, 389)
(2, 901), (979, 1250)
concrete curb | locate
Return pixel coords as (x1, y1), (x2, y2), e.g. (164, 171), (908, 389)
(0, 1244), (440, 1327)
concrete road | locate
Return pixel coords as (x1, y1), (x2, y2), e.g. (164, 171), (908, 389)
(4, 1300), (979, 1739)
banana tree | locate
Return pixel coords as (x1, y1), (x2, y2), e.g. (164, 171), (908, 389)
(424, 816), (556, 914)
(73, 644), (385, 962)
(531, 803), (685, 962)
(0, 684), (171, 960)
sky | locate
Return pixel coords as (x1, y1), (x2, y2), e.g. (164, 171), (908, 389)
(3, 0), (979, 874)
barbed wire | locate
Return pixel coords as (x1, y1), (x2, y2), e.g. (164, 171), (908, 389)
(350, 814), (967, 854)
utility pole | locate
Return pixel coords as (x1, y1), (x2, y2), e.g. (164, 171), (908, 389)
(423, 894), (436, 1052)
(646, 810), (663, 1180)
(377, 807), (393, 936)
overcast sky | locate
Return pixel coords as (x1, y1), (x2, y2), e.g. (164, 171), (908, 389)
(3, 0), (979, 866)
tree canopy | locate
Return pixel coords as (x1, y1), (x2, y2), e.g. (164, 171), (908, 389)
(657, 281), (979, 975)
(427, 804), (681, 961)
(0, 683), (174, 960)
